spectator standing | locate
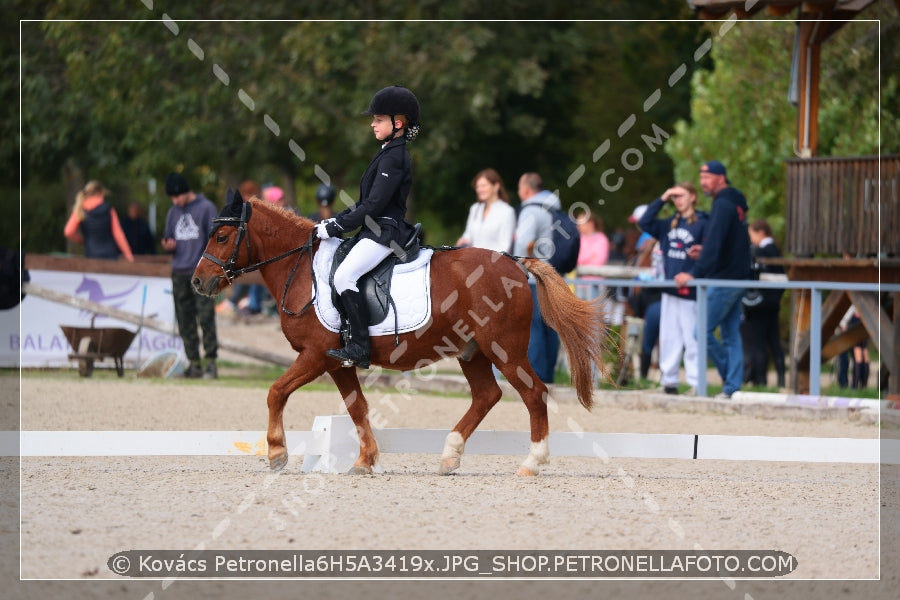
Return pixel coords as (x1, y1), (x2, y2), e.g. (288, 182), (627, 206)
(121, 202), (156, 255)
(637, 182), (708, 394)
(264, 185), (289, 210)
(574, 211), (609, 301)
(310, 183), (337, 221)
(630, 237), (663, 381)
(674, 160), (751, 399)
(514, 172), (561, 383)
(63, 180), (134, 262)
(840, 306), (870, 389)
(161, 172), (219, 379)
(741, 218), (785, 387)
(624, 205), (662, 381)
(607, 229), (627, 264)
(573, 210), (610, 384)
(456, 168), (516, 253)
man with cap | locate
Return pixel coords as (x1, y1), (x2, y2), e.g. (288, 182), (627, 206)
(674, 160), (751, 399)
(161, 172), (220, 379)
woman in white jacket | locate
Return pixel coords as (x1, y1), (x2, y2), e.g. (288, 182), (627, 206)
(456, 168), (516, 253)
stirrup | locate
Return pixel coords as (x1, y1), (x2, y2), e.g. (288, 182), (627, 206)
(326, 346), (370, 369)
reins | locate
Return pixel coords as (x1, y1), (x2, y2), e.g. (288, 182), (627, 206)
(279, 230), (318, 317)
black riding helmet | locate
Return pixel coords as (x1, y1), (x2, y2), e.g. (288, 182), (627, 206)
(363, 85), (421, 141)
(315, 183), (336, 206)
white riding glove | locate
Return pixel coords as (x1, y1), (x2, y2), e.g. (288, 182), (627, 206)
(315, 222), (331, 240)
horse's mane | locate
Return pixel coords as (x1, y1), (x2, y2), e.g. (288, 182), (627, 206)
(246, 197), (316, 231)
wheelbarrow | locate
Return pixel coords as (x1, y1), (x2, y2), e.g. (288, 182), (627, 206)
(60, 315), (138, 377)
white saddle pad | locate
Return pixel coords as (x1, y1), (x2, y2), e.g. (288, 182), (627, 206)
(312, 238), (434, 335)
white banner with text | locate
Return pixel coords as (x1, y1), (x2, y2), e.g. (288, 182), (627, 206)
(2, 269), (181, 368)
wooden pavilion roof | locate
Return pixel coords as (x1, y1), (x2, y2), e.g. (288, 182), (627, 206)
(686, 0), (892, 156)
(688, 0), (882, 23)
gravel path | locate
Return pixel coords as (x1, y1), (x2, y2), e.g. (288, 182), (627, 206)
(16, 374), (880, 583)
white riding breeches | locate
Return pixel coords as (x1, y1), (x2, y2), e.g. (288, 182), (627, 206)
(658, 293), (699, 387)
(332, 238), (393, 295)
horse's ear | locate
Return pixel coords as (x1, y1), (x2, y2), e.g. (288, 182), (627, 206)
(226, 188), (243, 206)
(217, 188), (246, 220)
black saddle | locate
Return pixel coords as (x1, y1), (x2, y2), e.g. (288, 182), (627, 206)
(328, 223), (422, 332)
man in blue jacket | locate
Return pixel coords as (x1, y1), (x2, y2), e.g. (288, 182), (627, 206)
(674, 161), (751, 399)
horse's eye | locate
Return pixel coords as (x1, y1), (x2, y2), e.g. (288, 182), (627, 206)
(216, 234), (228, 243)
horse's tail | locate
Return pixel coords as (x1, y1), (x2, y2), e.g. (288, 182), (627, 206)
(521, 258), (615, 411)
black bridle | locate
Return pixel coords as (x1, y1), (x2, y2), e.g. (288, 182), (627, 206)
(200, 201), (318, 316)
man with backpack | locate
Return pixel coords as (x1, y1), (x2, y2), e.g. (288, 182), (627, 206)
(514, 172), (577, 383)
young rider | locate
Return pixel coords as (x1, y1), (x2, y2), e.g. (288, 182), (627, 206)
(315, 85), (421, 368)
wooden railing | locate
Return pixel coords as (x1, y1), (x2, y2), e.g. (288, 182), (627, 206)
(785, 155), (900, 257)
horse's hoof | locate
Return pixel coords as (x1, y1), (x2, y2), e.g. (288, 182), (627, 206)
(348, 465), (373, 475)
(439, 457), (460, 476)
(516, 465), (538, 477)
(269, 452), (288, 472)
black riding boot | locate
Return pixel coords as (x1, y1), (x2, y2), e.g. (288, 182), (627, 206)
(326, 290), (371, 368)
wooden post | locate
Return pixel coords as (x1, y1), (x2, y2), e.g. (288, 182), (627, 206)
(796, 19), (823, 157)
(892, 292), (900, 396)
(790, 289), (811, 393)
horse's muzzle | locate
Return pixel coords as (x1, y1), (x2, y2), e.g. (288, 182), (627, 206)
(192, 275), (222, 297)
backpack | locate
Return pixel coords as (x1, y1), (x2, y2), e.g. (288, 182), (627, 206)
(520, 204), (581, 275)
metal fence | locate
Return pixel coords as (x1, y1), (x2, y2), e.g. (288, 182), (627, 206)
(569, 274), (900, 397)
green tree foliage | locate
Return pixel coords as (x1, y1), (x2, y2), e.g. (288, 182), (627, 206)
(14, 1), (711, 254)
(665, 13), (898, 247)
(817, 5), (900, 157)
(665, 21), (799, 240)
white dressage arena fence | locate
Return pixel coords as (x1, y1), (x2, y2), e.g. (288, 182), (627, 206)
(4, 415), (894, 471)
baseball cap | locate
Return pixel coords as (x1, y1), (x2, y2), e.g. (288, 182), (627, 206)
(628, 204), (648, 223)
(701, 160), (730, 184)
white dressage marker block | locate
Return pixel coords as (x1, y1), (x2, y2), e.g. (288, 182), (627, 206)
(299, 415), (385, 474)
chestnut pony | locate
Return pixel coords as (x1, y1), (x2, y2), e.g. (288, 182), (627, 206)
(192, 192), (612, 476)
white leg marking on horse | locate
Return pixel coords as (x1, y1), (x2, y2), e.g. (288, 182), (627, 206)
(441, 431), (465, 460)
(521, 439), (550, 474)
